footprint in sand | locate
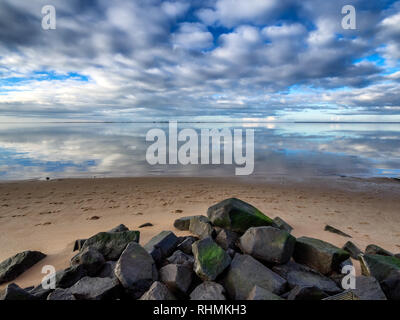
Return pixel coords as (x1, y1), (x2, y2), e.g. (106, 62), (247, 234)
(88, 216), (101, 220)
(175, 209), (183, 214)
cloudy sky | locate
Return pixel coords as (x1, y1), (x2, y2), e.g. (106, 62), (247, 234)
(0, 0), (399, 122)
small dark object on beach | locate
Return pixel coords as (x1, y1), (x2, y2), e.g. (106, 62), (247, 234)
(324, 225), (352, 238)
(88, 216), (100, 220)
(46, 177), (50, 181)
(139, 223), (153, 228)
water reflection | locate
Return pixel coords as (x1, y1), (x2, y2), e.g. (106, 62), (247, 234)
(0, 122), (399, 180)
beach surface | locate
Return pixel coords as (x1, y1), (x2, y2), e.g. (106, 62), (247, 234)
(1, 176), (399, 290)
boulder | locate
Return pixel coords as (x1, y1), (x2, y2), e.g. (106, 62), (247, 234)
(47, 288), (76, 300)
(287, 285), (328, 300)
(160, 264), (193, 295)
(215, 229), (240, 250)
(56, 264), (87, 289)
(192, 237), (231, 281)
(166, 250), (194, 268)
(365, 244), (393, 257)
(140, 281), (176, 300)
(144, 231), (179, 264)
(176, 236), (198, 255)
(207, 198), (276, 233)
(223, 254), (287, 299)
(73, 239), (87, 252)
(190, 281), (226, 300)
(108, 224), (129, 233)
(239, 226), (296, 264)
(68, 276), (121, 300)
(0, 250), (46, 284)
(350, 276), (387, 300)
(273, 217), (293, 233)
(189, 216), (214, 239)
(324, 225), (351, 238)
(81, 230), (140, 261)
(174, 216), (201, 231)
(115, 242), (158, 299)
(0, 283), (36, 300)
(342, 241), (363, 259)
(380, 270), (400, 300)
(246, 285), (283, 300)
(29, 284), (53, 300)
(293, 237), (350, 275)
(71, 247), (105, 276)
(97, 261), (117, 278)
(359, 254), (400, 282)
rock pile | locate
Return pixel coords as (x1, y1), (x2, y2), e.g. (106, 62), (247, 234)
(1, 197), (399, 300)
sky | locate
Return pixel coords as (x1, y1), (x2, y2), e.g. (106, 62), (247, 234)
(0, 0), (400, 122)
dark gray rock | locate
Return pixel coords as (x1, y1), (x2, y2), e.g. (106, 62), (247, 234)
(207, 198), (277, 233)
(223, 254), (287, 299)
(174, 216), (202, 231)
(365, 244), (393, 257)
(166, 250), (194, 268)
(189, 216), (214, 239)
(0, 283), (36, 300)
(47, 288), (76, 300)
(293, 237), (350, 275)
(215, 229), (239, 250)
(239, 226), (296, 264)
(97, 261), (117, 278)
(115, 242), (158, 299)
(190, 281), (226, 300)
(380, 270), (400, 300)
(0, 250), (46, 284)
(350, 276), (387, 300)
(359, 254), (400, 282)
(29, 284), (53, 300)
(139, 281), (176, 300)
(71, 247), (105, 276)
(81, 230), (140, 261)
(287, 285), (329, 300)
(324, 225), (352, 238)
(246, 285), (283, 300)
(56, 264), (87, 289)
(144, 231), (179, 264)
(73, 239), (87, 252)
(69, 276), (121, 300)
(192, 237), (231, 281)
(340, 258), (353, 270)
(108, 224), (129, 233)
(160, 264), (193, 295)
(273, 217), (293, 233)
(342, 241), (363, 259)
(176, 236), (198, 255)
(395, 254), (400, 259)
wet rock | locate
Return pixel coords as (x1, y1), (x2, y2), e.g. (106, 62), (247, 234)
(73, 239), (87, 252)
(0, 250), (46, 284)
(190, 281), (226, 300)
(140, 281), (176, 300)
(293, 237), (350, 275)
(350, 276), (387, 300)
(144, 231), (179, 264)
(324, 225), (352, 238)
(160, 264), (193, 295)
(97, 261), (117, 278)
(246, 285), (283, 300)
(115, 242), (158, 299)
(192, 237), (231, 281)
(69, 276), (121, 300)
(189, 216), (214, 239)
(239, 226), (296, 264)
(380, 270), (400, 300)
(108, 224), (129, 233)
(71, 247), (105, 276)
(0, 283), (36, 300)
(287, 285), (329, 300)
(273, 217), (293, 233)
(47, 288), (76, 300)
(223, 254), (287, 299)
(207, 198), (277, 233)
(29, 284), (53, 300)
(365, 244), (393, 257)
(342, 241), (363, 259)
(215, 229), (239, 250)
(359, 254), (400, 282)
(340, 258), (353, 270)
(81, 230), (140, 261)
(176, 236), (198, 255)
(56, 265), (87, 289)
(166, 250), (194, 268)
(174, 216), (201, 231)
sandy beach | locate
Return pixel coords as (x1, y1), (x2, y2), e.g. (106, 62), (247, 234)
(1, 176), (399, 290)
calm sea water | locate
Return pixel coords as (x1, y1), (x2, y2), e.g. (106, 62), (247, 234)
(0, 122), (399, 180)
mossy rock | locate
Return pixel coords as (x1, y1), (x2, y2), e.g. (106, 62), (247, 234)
(192, 237), (231, 281)
(207, 198), (276, 233)
(360, 254), (400, 282)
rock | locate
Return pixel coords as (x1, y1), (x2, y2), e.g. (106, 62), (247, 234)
(189, 216), (214, 239)
(365, 244), (393, 257)
(395, 254), (400, 259)
(190, 282), (226, 300)
(342, 241), (363, 259)
(239, 226), (296, 264)
(340, 258), (353, 270)
(47, 288), (76, 300)
(359, 254), (400, 282)
(73, 239), (87, 252)
(71, 247), (105, 276)
(97, 261), (117, 278)
(176, 236), (198, 255)
(223, 254), (287, 299)
(215, 229), (240, 250)
(55, 265), (88, 289)
(144, 231), (179, 264)
(139, 223), (153, 228)
(0, 250), (46, 284)
(108, 224), (129, 233)
(322, 291), (360, 300)
(246, 285), (283, 300)
(29, 285), (53, 300)
(69, 276), (121, 300)
(192, 237), (231, 281)
(293, 237), (350, 275)
(0, 283), (36, 300)
(324, 225), (352, 238)
(207, 198), (276, 233)
(349, 276), (387, 300)
(227, 248), (236, 258)
(174, 216), (201, 231)
(380, 270), (400, 300)
(160, 264), (193, 295)
(81, 230), (140, 261)
(287, 285), (328, 300)
(115, 242), (158, 299)
(273, 217), (293, 233)
(140, 281), (176, 300)
(166, 250), (194, 268)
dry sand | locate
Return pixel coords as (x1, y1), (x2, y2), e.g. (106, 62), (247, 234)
(1, 176), (399, 290)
